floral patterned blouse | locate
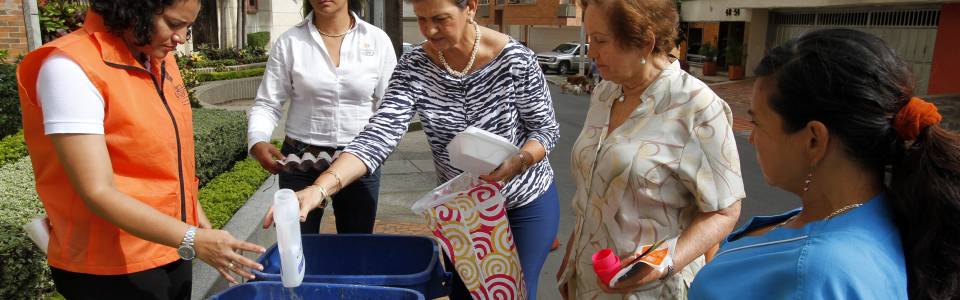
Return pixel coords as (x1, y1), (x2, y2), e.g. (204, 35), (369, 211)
(558, 61), (746, 299)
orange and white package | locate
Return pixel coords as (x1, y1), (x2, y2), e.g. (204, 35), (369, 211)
(608, 237), (678, 287)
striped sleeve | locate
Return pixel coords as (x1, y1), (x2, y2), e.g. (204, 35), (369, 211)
(515, 51), (559, 154)
(343, 54), (417, 174)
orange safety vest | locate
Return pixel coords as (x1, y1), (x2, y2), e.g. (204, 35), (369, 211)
(16, 11), (199, 275)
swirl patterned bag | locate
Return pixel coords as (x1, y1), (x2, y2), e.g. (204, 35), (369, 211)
(411, 173), (527, 300)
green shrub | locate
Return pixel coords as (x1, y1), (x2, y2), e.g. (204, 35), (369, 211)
(0, 156), (53, 299)
(38, 1), (87, 43)
(0, 130), (28, 167)
(192, 58), (237, 69)
(0, 63), (22, 138)
(195, 67), (265, 83)
(698, 43), (717, 62)
(193, 108), (248, 187)
(199, 158), (269, 229)
(239, 55), (269, 65)
(247, 32), (270, 52)
(725, 40), (744, 66)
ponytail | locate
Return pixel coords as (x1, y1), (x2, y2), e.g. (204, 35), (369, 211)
(889, 125), (960, 299)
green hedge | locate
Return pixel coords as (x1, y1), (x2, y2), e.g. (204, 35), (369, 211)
(199, 158), (269, 229)
(0, 63), (21, 138)
(195, 67), (265, 83)
(247, 32), (270, 53)
(193, 108), (248, 187)
(192, 58), (238, 69)
(0, 157), (52, 299)
(0, 108), (248, 189)
(0, 130), (27, 167)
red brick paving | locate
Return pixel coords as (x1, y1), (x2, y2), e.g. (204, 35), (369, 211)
(319, 216), (433, 236)
(709, 78), (756, 133)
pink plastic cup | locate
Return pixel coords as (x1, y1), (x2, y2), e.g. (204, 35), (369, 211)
(592, 248), (621, 285)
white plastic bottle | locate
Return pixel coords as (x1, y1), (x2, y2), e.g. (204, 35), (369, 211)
(273, 189), (305, 288)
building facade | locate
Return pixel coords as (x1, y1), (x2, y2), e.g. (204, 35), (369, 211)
(1, 0), (29, 58)
(402, 0), (585, 53)
(681, 0), (960, 95)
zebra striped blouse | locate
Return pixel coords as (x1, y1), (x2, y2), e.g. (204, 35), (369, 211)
(344, 40), (559, 209)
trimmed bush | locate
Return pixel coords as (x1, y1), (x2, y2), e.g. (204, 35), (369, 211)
(192, 58), (237, 69)
(0, 156), (52, 299)
(246, 32), (270, 57)
(193, 108), (248, 187)
(195, 67), (265, 83)
(0, 130), (27, 167)
(0, 63), (21, 138)
(199, 158), (269, 229)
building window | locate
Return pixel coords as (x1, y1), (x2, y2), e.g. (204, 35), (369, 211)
(246, 0), (258, 14)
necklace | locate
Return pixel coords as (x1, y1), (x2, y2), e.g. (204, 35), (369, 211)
(771, 203), (864, 231)
(316, 15), (355, 38)
(438, 19), (481, 78)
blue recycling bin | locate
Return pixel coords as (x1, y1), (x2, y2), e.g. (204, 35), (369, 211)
(252, 234), (451, 299)
(208, 282), (424, 300)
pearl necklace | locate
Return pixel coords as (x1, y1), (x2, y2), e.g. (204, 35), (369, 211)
(771, 203), (864, 231)
(439, 19), (481, 78)
(316, 15), (355, 38)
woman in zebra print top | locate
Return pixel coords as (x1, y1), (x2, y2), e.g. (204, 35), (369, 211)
(262, 0), (561, 298)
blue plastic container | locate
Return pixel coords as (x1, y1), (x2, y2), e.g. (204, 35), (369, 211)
(208, 282), (424, 300)
(252, 234), (450, 299)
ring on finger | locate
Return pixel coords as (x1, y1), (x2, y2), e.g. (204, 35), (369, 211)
(227, 262), (235, 269)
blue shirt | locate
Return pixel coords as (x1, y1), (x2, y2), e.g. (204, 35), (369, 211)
(689, 194), (907, 299)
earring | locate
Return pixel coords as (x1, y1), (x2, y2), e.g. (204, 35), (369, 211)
(640, 57), (646, 65)
(802, 172), (813, 192)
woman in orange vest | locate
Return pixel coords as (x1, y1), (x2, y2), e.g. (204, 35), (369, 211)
(16, 0), (265, 298)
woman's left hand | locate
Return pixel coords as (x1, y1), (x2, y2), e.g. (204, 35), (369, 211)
(479, 155), (523, 183)
(596, 254), (665, 294)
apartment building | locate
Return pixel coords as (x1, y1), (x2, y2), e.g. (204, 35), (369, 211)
(681, 0), (960, 95)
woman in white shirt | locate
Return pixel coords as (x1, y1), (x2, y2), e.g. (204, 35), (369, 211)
(247, 0), (397, 234)
(556, 0), (744, 299)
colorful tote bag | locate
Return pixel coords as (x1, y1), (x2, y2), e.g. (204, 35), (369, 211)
(412, 173), (526, 300)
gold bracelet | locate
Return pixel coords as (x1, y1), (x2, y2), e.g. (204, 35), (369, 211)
(323, 170), (343, 192)
(313, 185), (334, 208)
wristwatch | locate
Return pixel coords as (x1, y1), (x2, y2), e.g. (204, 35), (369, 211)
(177, 226), (198, 260)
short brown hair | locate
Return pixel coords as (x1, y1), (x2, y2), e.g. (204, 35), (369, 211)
(580, 0), (678, 55)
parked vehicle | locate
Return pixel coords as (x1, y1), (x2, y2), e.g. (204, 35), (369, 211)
(536, 42), (591, 75)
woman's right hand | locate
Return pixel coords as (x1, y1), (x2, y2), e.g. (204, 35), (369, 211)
(251, 142), (283, 174)
(194, 228), (267, 284)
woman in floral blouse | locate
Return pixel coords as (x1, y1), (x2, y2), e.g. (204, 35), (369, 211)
(556, 0), (745, 299)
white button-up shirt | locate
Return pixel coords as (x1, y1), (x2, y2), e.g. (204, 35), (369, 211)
(247, 12), (397, 151)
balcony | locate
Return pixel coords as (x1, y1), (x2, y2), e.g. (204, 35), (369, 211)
(557, 3), (577, 18)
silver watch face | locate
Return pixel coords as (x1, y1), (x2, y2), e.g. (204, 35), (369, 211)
(177, 246), (196, 260)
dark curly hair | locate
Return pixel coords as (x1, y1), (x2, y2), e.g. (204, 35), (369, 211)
(91, 0), (184, 46)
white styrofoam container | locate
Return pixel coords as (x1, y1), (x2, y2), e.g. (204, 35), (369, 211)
(446, 126), (520, 175)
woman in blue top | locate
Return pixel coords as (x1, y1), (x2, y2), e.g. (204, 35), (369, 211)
(689, 29), (960, 299)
